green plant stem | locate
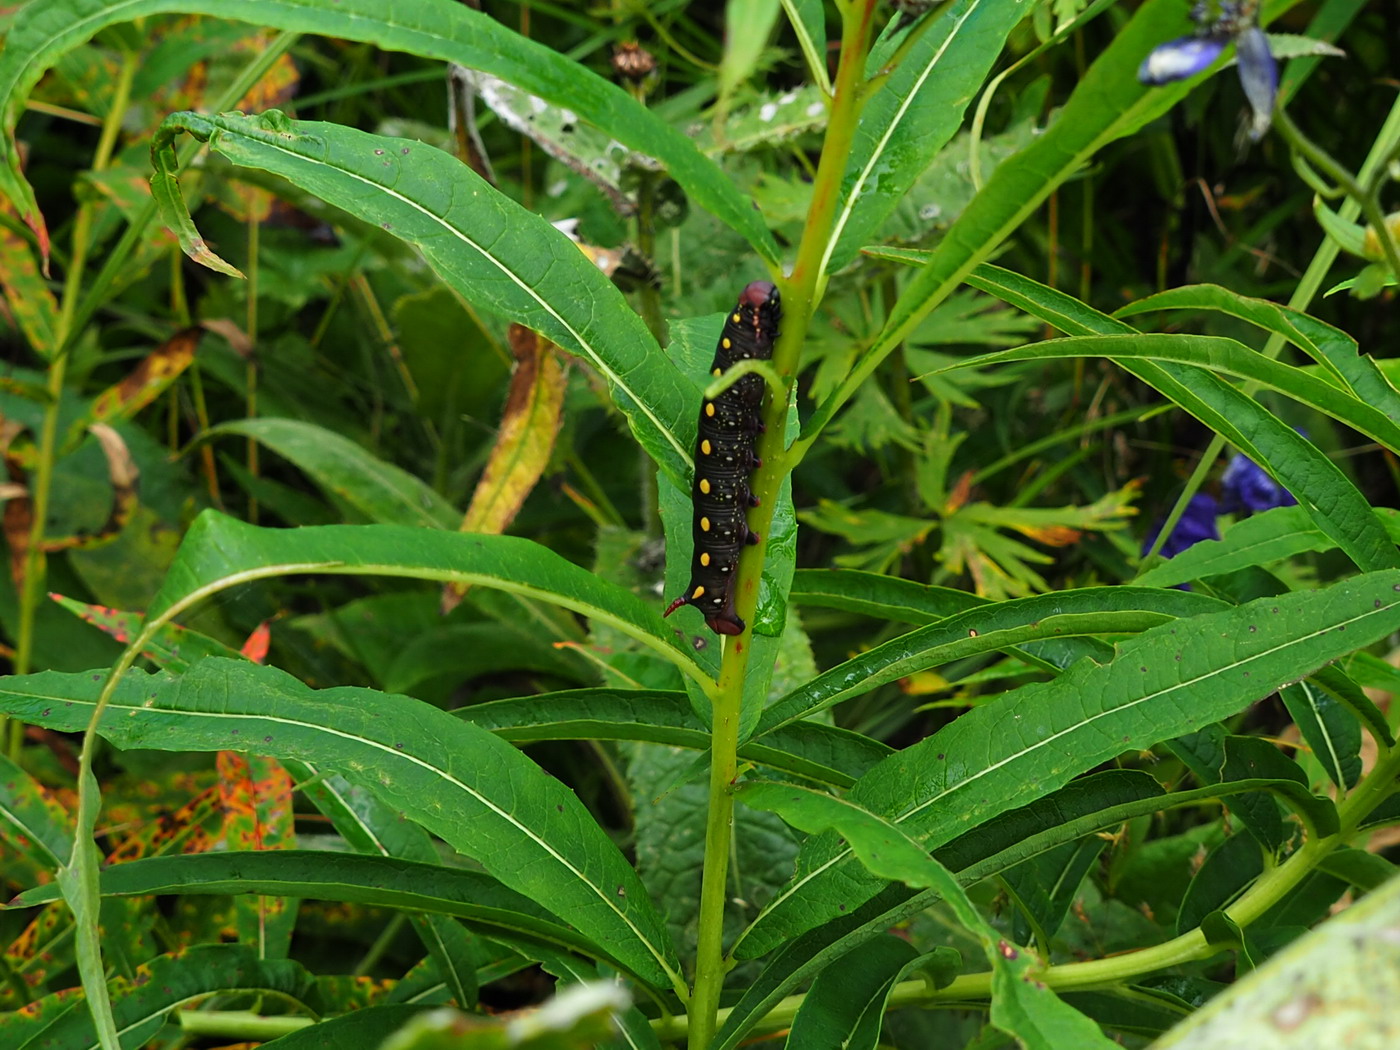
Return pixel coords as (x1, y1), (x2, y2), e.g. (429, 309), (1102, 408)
(177, 1012), (311, 1040)
(1273, 106), (1400, 283)
(656, 734), (1400, 1044)
(1143, 93), (1400, 565)
(684, 6), (882, 1048)
(5, 50), (137, 761)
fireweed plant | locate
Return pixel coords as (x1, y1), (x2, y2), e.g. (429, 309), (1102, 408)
(1, 1), (1400, 1048)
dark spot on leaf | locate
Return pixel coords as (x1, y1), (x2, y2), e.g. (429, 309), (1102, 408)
(1140, 666), (1147, 673)
(402, 148), (410, 154)
(40, 708), (49, 717)
(374, 149), (384, 155)
(231, 729), (239, 735)
(395, 743), (404, 750)
(557, 804), (564, 812)
(616, 886), (626, 898)
(263, 735), (272, 742)
(936, 753), (945, 760)
(838, 903), (846, 911)
(1249, 625), (1257, 632)
(382, 223), (392, 230)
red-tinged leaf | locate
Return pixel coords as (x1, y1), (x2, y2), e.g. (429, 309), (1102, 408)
(442, 325), (567, 613)
(0, 753), (74, 890)
(0, 201), (58, 356)
(0, 903), (74, 1008)
(240, 621), (272, 664)
(48, 593), (245, 671)
(218, 752), (297, 958)
(104, 784), (221, 864)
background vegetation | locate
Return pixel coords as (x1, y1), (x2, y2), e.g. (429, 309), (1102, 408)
(1, 0), (1399, 1047)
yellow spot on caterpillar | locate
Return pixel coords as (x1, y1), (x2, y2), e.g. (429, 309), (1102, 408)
(705, 402), (716, 417)
(691, 585), (706, 599)
(732, 313), (741, 322)
(722, 338), (732, 349)
(699, 478), (711, 494)
(701, 440), (712, 454)
(712, 368), (722, 377)
(701, 516), (711, 531)
(700, 551), (711, 566)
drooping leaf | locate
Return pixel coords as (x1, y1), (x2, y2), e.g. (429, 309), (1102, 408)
(0, 659), (682, 991)
(152, 110), (696, 484)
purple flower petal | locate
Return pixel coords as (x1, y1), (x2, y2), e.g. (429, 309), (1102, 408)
(1221, 451), (1295, 513)
(1144, 493), (1221, 560)
(1138, 35), (1227, 86)
(1235, 26), (1278, 140)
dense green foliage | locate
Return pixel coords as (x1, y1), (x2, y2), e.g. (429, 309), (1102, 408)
(1, 0), (1399, 1047)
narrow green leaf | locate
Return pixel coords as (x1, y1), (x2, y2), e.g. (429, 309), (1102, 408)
(781, 0), (830, 94)
(806, 0), (1195, 444)
(1134, 506), (1335, 588)
(8, 851), (620, 968)
(1176, 834), (1265, 936)
(1280, 680), (1362, 791)
(720, 0), (783, 101)
(0, 659), (681, 990)
(738, 781), (1118, 1050)
(199, 419), (459, 528)
(460, 689), (891, 788)
(0, 0), (778, 265)
(754, 587), (1228, 739)
(145, 510), (706, 688)
(1002, 836), (1106, 948)
(935, 333), (1400, 459)
(0, 750), (72, 869)
(966, 265), (1400, 575)
(737, 570), (1400, 958)
(152, 111), (695, 485)
(1114, 283), (1400, 422)
(827, 0), (1032, 270)
(783, 934), (920, 1050)
(713, 771), (1300, 1049)
(257, 1006), (433, 1048)
(9, 944), (317, 1050)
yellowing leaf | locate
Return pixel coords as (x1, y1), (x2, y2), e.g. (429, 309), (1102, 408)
(442, 325), (566, 613)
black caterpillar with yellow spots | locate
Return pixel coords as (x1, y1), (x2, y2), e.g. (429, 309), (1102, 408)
(664, 280), (781, 636)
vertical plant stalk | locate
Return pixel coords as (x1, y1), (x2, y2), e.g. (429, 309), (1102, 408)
(5, 52), (139, 761)
(685, 4), (881, 1047)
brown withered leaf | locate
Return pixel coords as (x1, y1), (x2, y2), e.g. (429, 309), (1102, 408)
(442, 325), (567, 613)
(63, 328), (202, 452)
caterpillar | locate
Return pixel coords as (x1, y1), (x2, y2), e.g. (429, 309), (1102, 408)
(664, 280), (781, 636)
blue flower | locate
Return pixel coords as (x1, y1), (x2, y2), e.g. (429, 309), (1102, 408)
(1138, 2), (1278, 140)
(1221, 451), (1296, 513)
(1144, 492), (1221, 560)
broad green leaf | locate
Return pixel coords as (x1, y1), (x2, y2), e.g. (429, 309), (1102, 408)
(152, 111), (695, 485)
(199, 418), (459, 529)
(1115, 284), (1400, 422)
(0, 659), (682, 990)
(826, 0), (1033, 270)
(1151, 870), (1400, 1049)
(935, 333), (1400, 459)
(8, 851), (618, 967)
(754, 587), (1228, 739)
(0, 0), (777, 266)
(737, 570), (1400, 958)
(784, 934), (920, 1050)
(460, 689), (890, 788)
(145, 510), (706, 688)
(804, 0), (1197, 444)
(739, 781), (1118, 1049)
(964, 265), (1400, 575)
